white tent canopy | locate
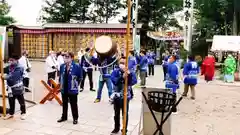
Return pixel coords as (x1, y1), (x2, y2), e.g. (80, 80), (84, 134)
(211, 35), (240, 52)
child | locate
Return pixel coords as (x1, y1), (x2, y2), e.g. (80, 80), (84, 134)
(2, 55), (26, 120)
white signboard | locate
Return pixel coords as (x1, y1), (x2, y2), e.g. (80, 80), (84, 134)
(183, 0), (194, 51)
(211, 35), (240, 51)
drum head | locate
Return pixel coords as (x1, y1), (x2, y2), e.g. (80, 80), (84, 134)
(95, 36), (112, 54)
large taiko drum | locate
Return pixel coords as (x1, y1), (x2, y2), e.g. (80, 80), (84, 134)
(95, 36), (117, 59)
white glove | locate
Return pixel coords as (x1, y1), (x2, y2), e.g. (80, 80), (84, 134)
(1, 74), (7, 80)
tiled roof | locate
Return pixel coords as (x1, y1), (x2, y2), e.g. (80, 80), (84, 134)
(8, 23), (142, 30)
(7, 25), (43, 29)
(43, 23), (142, 29)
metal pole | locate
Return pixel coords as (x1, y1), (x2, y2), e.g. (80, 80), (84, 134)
(122, 0), (131, 134)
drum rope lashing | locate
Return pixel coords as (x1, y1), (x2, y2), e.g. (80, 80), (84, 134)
(82, 54), (120, 69)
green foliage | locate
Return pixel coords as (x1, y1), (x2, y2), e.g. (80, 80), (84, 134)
(0, 2), (15, 25)
(192, 0), (240, 56)
(41, 0), (91, 23)
(119, 0), (183, 46)
(194, 0), (240, 38)
(89, 0), (124, 23)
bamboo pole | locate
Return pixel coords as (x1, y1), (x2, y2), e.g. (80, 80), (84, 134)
(122, 0), (132, 134)
(0, 38), (6, 116)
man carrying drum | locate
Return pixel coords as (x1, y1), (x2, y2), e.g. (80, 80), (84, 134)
(87, 36), (119, 103)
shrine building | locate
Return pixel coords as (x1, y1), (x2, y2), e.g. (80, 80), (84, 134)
(7, 23), (142, 59)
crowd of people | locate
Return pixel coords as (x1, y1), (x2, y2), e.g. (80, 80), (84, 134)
(3, 43), (239, 134)
(1, 47), (156, 134)
(162, 50), (239, 114)
(8, 44), (239, 133)
(44, 48), (156, 133)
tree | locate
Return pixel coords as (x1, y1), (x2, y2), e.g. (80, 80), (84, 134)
(192, 0), (240, 55)
(0, 1), (15, 25)
(119, 0), (182, 47)
(89, 0), (124, 23)
(40, 0), (91, 23)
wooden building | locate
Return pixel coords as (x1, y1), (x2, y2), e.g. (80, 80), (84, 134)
(7, 23), (142, 59)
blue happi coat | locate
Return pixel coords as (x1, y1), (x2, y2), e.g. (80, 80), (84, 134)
(139, 55), (148, 71)
(111, 67), (137, 99)
(128, 56), (137, 72)
(183, 60), (199, 85)
(162, 55), (169, 67)
(80, 54), (93, 72)
(165, 61), (179, 93)
(59, 61), (82, 94)
(147, 52), (156, 65)
(135, 53), (141, 65)
(94, 56), (115, 80)
(4, 63), (24, 95)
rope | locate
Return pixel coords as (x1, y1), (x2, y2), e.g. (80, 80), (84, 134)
(82, 54), (119, 69)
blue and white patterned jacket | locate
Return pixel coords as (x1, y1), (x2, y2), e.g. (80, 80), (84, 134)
(111, 67), (137, 99)
(59, 61), (82, 94)
(4, 63), (24, 95)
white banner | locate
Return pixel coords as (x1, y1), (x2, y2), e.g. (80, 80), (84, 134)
(132, 0), (138, 52)
(134, 35), (140, 53)
(183, 0), (194, 51)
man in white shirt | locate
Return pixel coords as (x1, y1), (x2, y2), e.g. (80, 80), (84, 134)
(93, 51), (98, 71)
(78, 49), (84, 63)
(45, 51), (58, 86)
(57, 51), (64, 71)
(19, 50), (31, 92)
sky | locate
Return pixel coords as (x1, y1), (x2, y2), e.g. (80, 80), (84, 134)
(7, 0), (43, 26)
(6, 0), (184, 27)
(6, 0), (124, 26)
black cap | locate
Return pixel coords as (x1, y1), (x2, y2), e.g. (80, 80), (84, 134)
(85, 47), (90, 52)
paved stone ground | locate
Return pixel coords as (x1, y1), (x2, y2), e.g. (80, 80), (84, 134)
(0, 62), (239, 135)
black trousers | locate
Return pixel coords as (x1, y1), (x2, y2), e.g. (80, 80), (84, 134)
(9, 94), (26, 115)
(163, 66), (167, 80)
(148, 64), (154, 76)
(129, 87), (134, 98)
(23, 77), (30, 91)
(61, 93), (78, 120)
(47, 71), (56, 86)
(113, 98), (129, 131)
(80, 70), (93, 89)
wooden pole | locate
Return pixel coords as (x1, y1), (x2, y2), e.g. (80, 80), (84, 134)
(0, 37), (6, 117)
(122, 0), (132, 134)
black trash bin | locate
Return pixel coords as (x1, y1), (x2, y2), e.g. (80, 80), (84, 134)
(142, 87), (182, 135)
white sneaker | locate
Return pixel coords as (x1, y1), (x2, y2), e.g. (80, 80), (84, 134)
(4, 114), (14, 120)
(20, 114), (26, 120)
(172, 112), (178, 115)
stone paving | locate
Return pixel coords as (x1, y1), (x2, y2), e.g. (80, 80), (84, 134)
(0, 62), (240, 135)
(0, 61), (144, 135)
